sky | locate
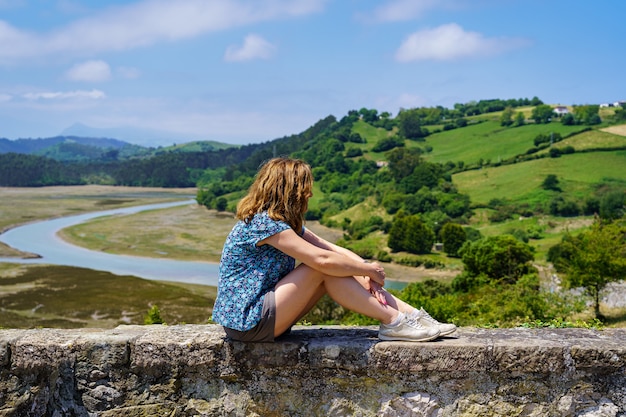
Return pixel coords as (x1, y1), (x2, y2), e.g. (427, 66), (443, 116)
(0, 0), (625, 147)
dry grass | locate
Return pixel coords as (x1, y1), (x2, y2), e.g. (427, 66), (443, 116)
(601, 124), (626, 137)
(59, 203), (235, 262)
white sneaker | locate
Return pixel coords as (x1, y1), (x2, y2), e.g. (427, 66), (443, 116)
(379, 313), (441, 342)
(409, 308), (457, 336)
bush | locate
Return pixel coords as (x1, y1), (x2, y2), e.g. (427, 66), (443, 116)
(376, 250), (392, 262)
(144, 305), (165, 325)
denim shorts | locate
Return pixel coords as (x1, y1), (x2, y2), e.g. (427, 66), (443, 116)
(223, 290), (276, 342)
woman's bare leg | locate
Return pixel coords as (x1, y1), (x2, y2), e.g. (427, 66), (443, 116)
(381, 291), (417, 314)
(274, 263), (399, 337)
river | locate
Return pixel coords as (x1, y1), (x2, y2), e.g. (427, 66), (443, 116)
(0, 200), (220, 286)
(0, 200), (412, 291)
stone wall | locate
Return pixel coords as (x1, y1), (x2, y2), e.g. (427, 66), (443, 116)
(1, 325), (625, 416)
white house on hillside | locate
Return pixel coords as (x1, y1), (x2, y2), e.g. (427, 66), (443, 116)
(553, 106), (569, 115)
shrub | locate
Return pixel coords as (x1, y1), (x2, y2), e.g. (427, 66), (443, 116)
(144, 305), (165, 325)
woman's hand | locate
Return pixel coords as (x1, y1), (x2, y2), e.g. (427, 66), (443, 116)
(366, 261), (386, 286)
(368, 280), (388, 306)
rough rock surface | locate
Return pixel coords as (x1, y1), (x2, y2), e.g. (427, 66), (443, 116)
(1, 325), (625, 416)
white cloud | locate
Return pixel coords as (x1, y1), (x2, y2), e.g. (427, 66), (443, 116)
(0, 0), (327, 64)
(224, 34), (276, 62)
(65, 60), (112, 82)
(395, 23), (529, 62)
(22, 89), (106, 100)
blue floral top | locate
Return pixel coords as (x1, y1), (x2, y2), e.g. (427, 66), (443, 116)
(212, 212), (298, 332)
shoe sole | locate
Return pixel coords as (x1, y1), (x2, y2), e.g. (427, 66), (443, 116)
(439, 327), (457, 337)
(378, 332), (441, 342)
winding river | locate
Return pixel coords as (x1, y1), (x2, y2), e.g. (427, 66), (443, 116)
(0, 200), (411, 291)
(0, 200), (219, 287)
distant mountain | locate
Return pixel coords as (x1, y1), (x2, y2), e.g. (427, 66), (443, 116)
(0, 134), (237, 162)
(60, 123), (196, 147)
(0, 136), (130, 154)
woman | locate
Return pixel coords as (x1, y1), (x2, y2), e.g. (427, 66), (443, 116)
(212, 157), (456, 342)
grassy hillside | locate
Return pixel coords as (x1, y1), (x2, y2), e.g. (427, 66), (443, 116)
(420, 121), (587, 166)
(452, 150), (626, 206)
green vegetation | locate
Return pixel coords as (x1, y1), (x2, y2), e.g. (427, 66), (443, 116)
(548, 218), (626, 320)
(0, 264), (215, 329)
(2, 98), (625, 329)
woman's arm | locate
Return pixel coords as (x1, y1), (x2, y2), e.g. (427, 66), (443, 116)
(299, 227), (387, 303)
(260, 228), (386, 286)
(300, 228), (363, 261)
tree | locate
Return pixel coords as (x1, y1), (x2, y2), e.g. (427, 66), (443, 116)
(388, 212), (435, 254)
(561, 113), (576, 125)
(573, 104), (601, 125)
(542, 174), (561, 191)
(555, 219), (626, 320)
(599, 190), (625, 220)
(386, 147), (423, 182)
(531, 104), (555, 124)
(397, 109), (428, 140)
(458, 235), (535, 283)
(513, 111), (526, 127)
(612, 106), (626, 122)
(440, 223), (466, 257)
(500, 107), (514, 127)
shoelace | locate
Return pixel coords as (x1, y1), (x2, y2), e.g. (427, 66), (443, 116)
(417, 309), (441, 325)
(406, 316), (426, 329)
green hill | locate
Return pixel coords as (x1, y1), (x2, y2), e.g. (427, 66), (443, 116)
(453, 150), (626, 206)
(421, 121), (587, 166)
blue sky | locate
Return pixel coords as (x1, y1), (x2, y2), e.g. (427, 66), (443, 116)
(1, 0), (624, 146)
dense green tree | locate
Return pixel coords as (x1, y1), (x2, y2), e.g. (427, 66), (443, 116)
(552, 219), (626, 319)
(531, 104), (555, 124)
(358, 108), (379, 123)
(599, 190), (626, 220)
(500, 107), (514, 127)
(397, 109), (428, 139)
(371, 136), (404, 152)
(548, 196), (581, 216)
(440, 223), (466, 257)
(513, 111), (526, 126)
(561, 113), (576, 125)
(458, 235), (535, 284)
(388, 212), (435, 254)
(386, 147), (423, 182)
(612, 106), (626, 122)
(542, 174), (561, 191)
(573, 105), (601, 125)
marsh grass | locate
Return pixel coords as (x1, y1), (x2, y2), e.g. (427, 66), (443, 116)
(0, 264), (215, 329)
(59, 204), (236, 262)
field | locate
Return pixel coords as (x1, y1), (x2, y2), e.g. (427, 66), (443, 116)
(421, 121), (586, 166)
(452, 151), (626, 206)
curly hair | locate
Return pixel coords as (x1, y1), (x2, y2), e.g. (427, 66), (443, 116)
(236, 157), (313, 232)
